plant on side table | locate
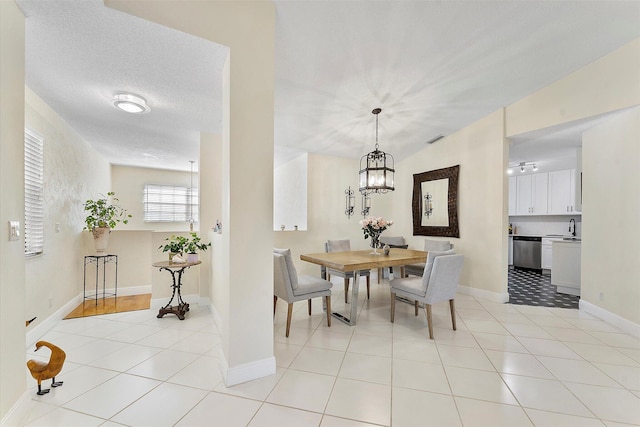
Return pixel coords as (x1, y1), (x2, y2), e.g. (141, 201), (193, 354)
(83, 191), (131, 253)
(159, 233), (210, 263)
(184, 233), (211, 262)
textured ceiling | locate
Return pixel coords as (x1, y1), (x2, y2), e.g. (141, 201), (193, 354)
(18, 0), (640, 171)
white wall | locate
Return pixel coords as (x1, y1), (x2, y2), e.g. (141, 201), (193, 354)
(581, 107), (640, 325)
(111, 165), (195, 232)
(506, 38), (640, 137)
(393, 110), (509, 299)
(25, 88), (112, 321)
(274, 153), (308, 231)
(106, 0), (277, 384)
(274, 153), (394, 277)
(0, 1), (27, 418)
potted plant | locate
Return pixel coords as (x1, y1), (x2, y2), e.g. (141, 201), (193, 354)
(159, 234), (189, 261)
(184, 232), (211, 262)
(83, 192), (131, 253)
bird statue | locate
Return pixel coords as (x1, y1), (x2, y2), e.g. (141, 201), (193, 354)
(26, 341), (66, 395)
(26, 317), (37, 327)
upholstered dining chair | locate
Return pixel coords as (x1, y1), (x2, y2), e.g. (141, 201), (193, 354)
(390, 252), (464, 339)
(325, 240), (371, 303)
(274, 248), (333, 337)
(378, 236), (408, 282)
(403, 239), (454, 277)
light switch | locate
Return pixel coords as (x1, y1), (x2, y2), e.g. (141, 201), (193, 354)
(9, 221), (20, 241)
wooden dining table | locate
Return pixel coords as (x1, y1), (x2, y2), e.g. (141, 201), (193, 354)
(300, 249), (427, 326)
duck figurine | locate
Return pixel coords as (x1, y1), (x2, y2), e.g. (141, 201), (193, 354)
(26, 341), (66, 395)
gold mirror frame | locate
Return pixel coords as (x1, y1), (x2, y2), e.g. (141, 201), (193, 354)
(412, 165), (460, 237)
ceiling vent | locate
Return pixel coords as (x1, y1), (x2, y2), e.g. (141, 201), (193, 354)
(426, 135), (445, 144)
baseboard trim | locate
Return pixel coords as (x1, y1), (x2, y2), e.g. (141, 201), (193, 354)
(26, 293), (82, 348)
(27, 286), (153, 348)
(458, 285), (509, 303)
(579, 300), (640, 338)
(218, 350), (276, 387)
(1, 390), (31, 427)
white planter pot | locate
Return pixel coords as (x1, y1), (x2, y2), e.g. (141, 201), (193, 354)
(186, 253), (199, 263)
(92, 227), (111, 253)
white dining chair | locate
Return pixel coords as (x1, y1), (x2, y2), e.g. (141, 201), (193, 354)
(403, 239), (454, 277)
(274, 248), (332, 337)
(390, 252), (464, 339)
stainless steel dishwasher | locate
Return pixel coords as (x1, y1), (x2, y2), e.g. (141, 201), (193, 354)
(513, 236), (542, 271)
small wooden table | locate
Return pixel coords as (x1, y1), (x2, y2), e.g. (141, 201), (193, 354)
(152, 260), (201, 320)
(300, 249), (427, 326)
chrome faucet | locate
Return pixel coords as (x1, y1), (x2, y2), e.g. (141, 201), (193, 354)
(569, 218), (576, 236)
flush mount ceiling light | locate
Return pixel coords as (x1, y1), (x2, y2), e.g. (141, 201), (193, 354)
(112, 93), (150, 114)
(359, 108), (395, 195)
(507, 161), (537, 175)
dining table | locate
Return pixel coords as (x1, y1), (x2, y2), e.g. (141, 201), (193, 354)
(300, 248), (427, 326)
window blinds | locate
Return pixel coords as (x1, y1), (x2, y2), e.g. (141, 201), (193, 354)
(24, 129), (44, 256)
(143, 184), (199, 223)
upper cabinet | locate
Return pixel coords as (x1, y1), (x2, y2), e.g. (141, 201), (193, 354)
(516, 173), (548, 215)
(509, 168), (582, 217)
(548, 169), (579, 214)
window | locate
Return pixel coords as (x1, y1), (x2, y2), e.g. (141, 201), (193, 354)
(143, 184), (198, 223)
(24, 129), (44, 256)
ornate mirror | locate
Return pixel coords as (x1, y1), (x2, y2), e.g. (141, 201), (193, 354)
(412, 165), (460, 237)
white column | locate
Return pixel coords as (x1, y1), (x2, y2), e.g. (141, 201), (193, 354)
(106, 1), (276, 385)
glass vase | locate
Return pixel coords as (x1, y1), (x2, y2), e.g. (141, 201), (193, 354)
(370, 233), (381, 255)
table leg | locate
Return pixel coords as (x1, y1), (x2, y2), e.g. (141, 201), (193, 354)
(331, 270), (360, 326)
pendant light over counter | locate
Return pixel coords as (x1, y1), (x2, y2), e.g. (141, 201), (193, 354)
(359, 108), (395, 195)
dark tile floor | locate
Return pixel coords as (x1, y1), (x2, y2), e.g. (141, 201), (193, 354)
(508, 268), (579, 309)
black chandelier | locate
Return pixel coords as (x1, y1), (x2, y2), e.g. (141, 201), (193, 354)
(359, 108), (395, 194)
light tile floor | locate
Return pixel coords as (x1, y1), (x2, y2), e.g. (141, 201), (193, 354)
(6, 280), (640, 427)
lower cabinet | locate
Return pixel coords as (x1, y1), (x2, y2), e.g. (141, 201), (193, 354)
(551, 241), (581, 296)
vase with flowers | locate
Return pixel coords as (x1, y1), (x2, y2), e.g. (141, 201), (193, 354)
(359, 216), (393, 255)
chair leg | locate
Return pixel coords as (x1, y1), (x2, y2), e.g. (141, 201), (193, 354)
(273, 295), (277, 317)
(414, 300), (419, 316)
(449, 299), (457, 331)
(325, 295), (332, 327)
(366, 275), (370, 300)
(424, 304), (434, 339)
(390, 292), (396, 322)
(286, 303), (293, 337)
(377, 268), (381, 284)
(344, 278), (349, 303)
(308, 299), (312, 316)
(327, 273), (331, 281)
(400, 266), (405, 278)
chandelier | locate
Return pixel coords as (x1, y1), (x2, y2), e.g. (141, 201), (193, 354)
(359, 108), (395, 194)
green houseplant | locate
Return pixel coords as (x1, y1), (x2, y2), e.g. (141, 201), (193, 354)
(83, 192), (131, 252)
(159, 233), (210, 262)
(184, 232), (211, 262)
(159, 234), (189, 261)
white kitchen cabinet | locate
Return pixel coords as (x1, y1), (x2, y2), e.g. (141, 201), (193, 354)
(542, 241), (553, 270)
(548, 169), (578, 214)
(552, 241), (581, 296)
(541, 237), (563, 270)
(508, 177), (517, 216)
(516, 173), (548, 215)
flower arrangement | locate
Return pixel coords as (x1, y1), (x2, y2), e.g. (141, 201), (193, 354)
(359, 216), (393, 253)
